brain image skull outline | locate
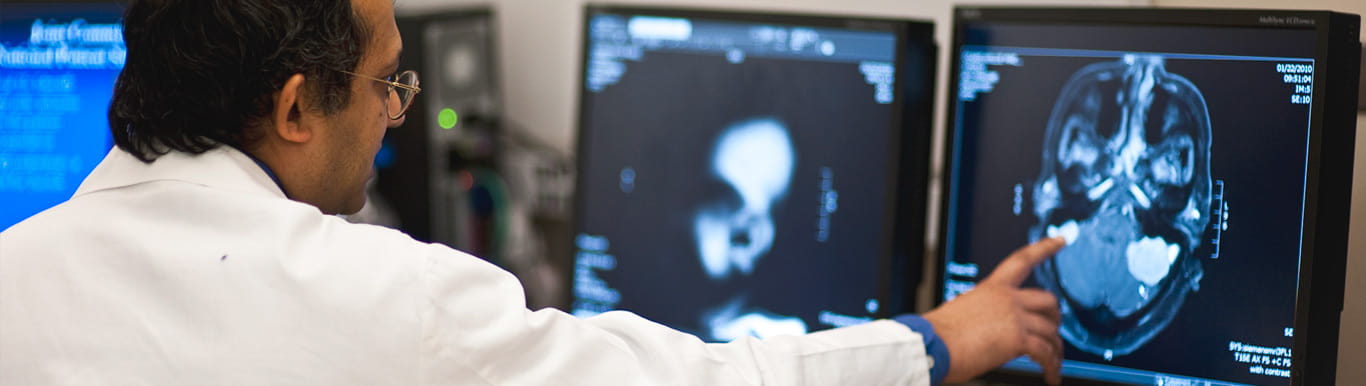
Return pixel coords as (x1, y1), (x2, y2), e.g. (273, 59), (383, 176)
(1029, 55), (1212, 359)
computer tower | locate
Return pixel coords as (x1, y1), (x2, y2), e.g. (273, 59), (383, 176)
(369, 9), (501, 252)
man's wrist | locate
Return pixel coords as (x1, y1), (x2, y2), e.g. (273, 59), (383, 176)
(893, 314), (951, 385)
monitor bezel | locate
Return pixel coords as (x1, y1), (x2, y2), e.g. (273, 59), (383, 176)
(569, 4), (936, 333)
(0, 0), (124, 4)
(934, 7), (1359, 385)
(0, 0), (128, 16)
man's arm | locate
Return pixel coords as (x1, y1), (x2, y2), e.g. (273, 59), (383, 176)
(416, 242), (935, 385)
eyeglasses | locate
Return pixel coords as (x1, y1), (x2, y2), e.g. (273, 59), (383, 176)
(341, 69), (422, 120)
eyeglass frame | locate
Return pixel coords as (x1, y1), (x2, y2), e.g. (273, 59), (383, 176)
(340, 69), (422, 120)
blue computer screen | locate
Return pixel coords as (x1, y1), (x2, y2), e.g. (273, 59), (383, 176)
(572, 10), (914, 342)
(942, 19), (1318, 385)
(1, 2), (123, 230)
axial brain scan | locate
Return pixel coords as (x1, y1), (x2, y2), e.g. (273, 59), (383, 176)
(1030, 55), (1213, 358)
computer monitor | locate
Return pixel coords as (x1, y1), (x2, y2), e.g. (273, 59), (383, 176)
(0, 1), (124, 231)
(937, 7), (1359, 385)
(570, 6), (935, 342)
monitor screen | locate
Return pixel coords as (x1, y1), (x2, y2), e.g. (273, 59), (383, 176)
(571, 7), (933, 342)
(1, 2), (123, 230)
(938, 8), (1358, 385)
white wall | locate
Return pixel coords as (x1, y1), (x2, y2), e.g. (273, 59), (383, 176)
(396, 0), (1363, 382)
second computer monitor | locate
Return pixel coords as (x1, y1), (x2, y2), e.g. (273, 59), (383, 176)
(571, 6), (934, 342)
(938, 7), (1359, 385)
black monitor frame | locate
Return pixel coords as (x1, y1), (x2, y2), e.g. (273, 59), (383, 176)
(570, 4), (936, 329)
(934, 7), (1359, 385)
(0, 0), (123, 5)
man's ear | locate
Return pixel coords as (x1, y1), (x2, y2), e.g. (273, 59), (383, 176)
(271, 73), (312, 144)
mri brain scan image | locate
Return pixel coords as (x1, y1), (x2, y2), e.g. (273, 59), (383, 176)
(1030, 55), (1213, 359)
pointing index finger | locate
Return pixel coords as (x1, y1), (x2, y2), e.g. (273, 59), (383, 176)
(986, 236), (1067, 287)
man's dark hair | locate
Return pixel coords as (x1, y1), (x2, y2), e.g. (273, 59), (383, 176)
(109, 0), (372, 162)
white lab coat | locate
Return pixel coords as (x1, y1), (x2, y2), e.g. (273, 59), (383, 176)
(0, 146), (933, 385)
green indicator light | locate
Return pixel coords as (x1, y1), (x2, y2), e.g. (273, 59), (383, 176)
(438, 108), (459, 129)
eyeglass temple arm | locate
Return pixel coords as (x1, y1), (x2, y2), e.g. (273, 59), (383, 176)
(393, 83), (421, 93)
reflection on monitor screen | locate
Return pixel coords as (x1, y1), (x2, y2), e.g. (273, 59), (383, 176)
(572, 8), (931, 343)
(941, 8), (1358, 386)
(1, 2), (123, 230)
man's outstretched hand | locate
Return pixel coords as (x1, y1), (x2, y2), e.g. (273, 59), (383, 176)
(923, 237), (1067, 385)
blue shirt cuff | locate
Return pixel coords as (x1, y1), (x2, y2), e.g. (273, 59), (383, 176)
(893, 314), (950, 385)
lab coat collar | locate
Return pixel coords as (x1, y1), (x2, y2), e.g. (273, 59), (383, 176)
(224, 143), (291, 197)
(75, 145), (287, 200)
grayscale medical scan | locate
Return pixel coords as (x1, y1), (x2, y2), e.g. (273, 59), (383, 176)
(940, 14), (1337, 384)
(571, 9), (928, 342)
(1029, 55), (1214, 359)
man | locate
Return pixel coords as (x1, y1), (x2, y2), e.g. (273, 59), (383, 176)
(0, 0), (1065, 384)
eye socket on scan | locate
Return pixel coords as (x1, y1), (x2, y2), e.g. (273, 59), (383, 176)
(1058, 117), (1109, 194)
(730, 230), (751, 246)
(1148, 135), (1195, 185)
